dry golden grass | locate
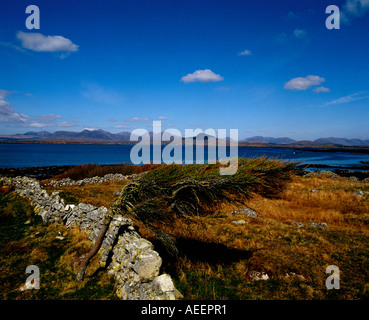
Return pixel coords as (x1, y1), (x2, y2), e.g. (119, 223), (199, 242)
(248, 175), (369, 229)
(45, 180), (128, 208)
(140, 174), (369, 245)
(52, 172), (369, 251)
(131, 174), (369, 299)
(31, 172), (369, 299)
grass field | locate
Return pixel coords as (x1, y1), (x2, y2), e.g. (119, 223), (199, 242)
(0, 191), (117, 300)
(1, 162), (369, 300)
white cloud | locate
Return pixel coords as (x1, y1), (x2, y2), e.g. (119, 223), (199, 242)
(37, 114), (63, 121)
(284, 75), (326, 91)
(17, 31), (78, 52)
(114, 125), (131, 129)
(239, 49), (252, 56)
(0, 101), (13, 115)
(0, 89), (79, 130)
(181, 69), (224, 83)
(325, 91), (369, 106)
(28, 114), (64, 128)
(0, 41), (25, 53)
(293, 29), (307, 39)
(0, 109), (30, 125)
(0, 102), (13, 115)
(29, 122), (48, 128)
(313, 86), (330, 93)
(123, 117), (150, 122)
(275, 29), (308, 44)
(158, 116), (168, 120)
(0, 90), (36, 125)
(0, 90), (17, 118)
(6, 113), (30, 124)
(342, 0), (369, 23)
(58, 121), (78, 127)
(214, 86), (230, 91)
(0, 89), (12, 100)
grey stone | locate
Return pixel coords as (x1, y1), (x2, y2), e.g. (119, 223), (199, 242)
(348, 176), (359, 182)
(132, 251), (162, 282)
(309, 222), (328, 229)
(248, 271), (269, 281)
(231, 207), (258, 218)
(292, 222), (305, 228)
(151, 274), (175, 293)
(353, 190), (364, 197)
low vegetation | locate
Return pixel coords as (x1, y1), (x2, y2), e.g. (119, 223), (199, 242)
(43, 180), (127, 208)
(1, 160), (369, 299)
(51, 163), (162, 181)
(111, 157), (297, 256)
(157, 173), (369, 299)
(0, 191), (117, 300)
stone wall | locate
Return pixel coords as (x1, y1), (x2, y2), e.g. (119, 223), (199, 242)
(46, 173), (139, 187)
(0, 176), (180, 300)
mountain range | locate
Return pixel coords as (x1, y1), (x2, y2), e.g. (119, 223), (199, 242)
(240, 136), (369, 146)
(1, 130), (369, 147)
(0, 129), (131, 143)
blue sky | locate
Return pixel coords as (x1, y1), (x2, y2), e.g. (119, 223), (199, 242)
(1, 0), (369, 140)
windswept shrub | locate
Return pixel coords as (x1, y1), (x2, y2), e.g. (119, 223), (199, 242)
(110, 157), (297, 255)
(76, 157), (297, 280)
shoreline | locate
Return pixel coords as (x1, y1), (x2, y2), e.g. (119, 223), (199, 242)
(1, 163), (368, 181)
(1, 140), (369, 154)
(0, 165), (76, 180)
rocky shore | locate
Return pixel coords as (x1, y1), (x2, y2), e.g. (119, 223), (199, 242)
(303, 170), (369, 182)
(0, 165), (75, 180)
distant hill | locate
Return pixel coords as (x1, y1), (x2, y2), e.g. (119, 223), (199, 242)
(314, 137), (369, 146)
(241, 136), (296, 144)
(1, 130), (369, 147)
(240, 136), (369, 147)
(0, 129), (132, 143)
